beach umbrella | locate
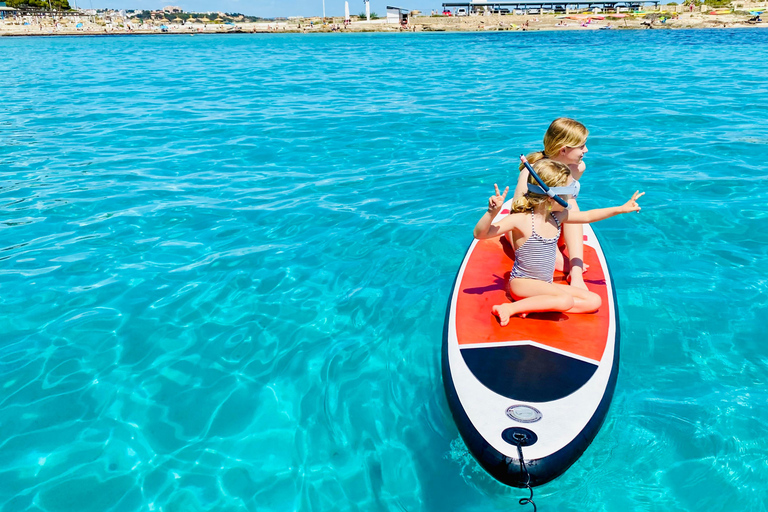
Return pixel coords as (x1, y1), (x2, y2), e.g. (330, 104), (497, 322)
(75, 22), (83, 27)
(344, 1), (350, 21)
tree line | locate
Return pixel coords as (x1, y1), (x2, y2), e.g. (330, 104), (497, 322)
(6, 0), (72, 10)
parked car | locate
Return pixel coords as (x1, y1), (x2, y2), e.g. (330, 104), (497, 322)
(456, 7), (468, 16)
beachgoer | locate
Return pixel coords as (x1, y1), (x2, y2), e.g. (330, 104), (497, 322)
(475, 160), (644, 325)
(512, 118), (591, 289)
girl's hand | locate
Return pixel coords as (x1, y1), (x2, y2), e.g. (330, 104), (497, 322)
(619, 191), (645, 213)
(488, 184), (509, 212)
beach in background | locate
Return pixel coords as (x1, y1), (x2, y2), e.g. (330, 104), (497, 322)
(1, 3), (767, 35)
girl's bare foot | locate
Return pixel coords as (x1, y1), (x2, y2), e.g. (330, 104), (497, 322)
(492, 304), (526, 326)
(559, 252), (589, 275)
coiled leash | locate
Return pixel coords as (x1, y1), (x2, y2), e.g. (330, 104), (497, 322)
(513, 435), (537, 512)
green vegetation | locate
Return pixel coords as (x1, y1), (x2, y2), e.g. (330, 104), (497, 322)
(6, 0), (71, 9)
(703, 0), (733, 7)
(129, 9), (265, 22)
(357, 10), (379, 19)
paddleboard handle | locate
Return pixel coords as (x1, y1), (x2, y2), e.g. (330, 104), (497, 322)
(520, 155), (571, 209)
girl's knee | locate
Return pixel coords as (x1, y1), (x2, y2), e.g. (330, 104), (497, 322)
(584, 291), (601, 312)
(556, 294), (575, 311)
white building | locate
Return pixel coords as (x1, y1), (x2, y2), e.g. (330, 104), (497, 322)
(386, 5), (409, 23)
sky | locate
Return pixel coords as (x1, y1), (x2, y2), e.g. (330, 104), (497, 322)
(86, 0), (442, 18)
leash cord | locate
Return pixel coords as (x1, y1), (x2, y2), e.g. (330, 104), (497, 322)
(515, 442), (537, 512)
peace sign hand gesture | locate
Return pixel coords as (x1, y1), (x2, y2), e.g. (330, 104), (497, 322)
(488, 184), (509, 212)
(619, 190), (645, 213)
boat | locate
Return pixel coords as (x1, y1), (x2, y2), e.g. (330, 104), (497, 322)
(442, 199), (620, 488)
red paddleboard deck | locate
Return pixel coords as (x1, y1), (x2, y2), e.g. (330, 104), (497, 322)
(442, 201), (619, 488)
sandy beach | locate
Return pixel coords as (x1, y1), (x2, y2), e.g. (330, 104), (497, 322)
(1, 4), (767, 36)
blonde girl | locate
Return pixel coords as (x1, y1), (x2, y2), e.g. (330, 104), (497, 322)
(475, 159), (643, 325)
(513, 118), (590, 289)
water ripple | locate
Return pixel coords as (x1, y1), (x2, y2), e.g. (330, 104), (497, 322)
(2, 30), (768, 511)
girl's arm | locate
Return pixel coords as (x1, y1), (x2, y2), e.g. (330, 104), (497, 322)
(569, 160), (586, 181)
(512, 168), (529, 200)
(474, 184), (517, 239)
(562, 191), (644, 224)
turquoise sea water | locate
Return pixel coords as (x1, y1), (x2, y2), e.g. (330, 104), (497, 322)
(2, 29), (767, 511)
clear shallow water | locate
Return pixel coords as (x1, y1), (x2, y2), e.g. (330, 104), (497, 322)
(1, 29), (767, 511)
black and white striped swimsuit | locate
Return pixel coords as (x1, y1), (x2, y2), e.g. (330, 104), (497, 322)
(509, 212), (561, 284)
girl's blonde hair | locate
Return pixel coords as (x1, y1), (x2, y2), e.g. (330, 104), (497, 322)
(518, 118), (589, 171)
(511, 159), (571, 213)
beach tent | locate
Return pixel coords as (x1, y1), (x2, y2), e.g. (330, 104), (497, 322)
(0, 4), (17, 19)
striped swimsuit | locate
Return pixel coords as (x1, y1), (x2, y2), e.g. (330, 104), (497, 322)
(509, 212), (562, 284)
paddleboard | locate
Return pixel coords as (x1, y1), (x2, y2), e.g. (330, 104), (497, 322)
(442, 199), (619, 487)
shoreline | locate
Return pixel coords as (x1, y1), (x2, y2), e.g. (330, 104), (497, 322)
(1, 11), (766, 36)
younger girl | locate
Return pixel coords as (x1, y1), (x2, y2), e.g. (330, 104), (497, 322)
(513, 118), (590, 290)
(475, 159), (643, 326)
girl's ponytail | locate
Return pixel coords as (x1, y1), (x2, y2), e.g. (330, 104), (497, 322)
(518, 150), (547, 172)
(510, 194), (533, 213)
